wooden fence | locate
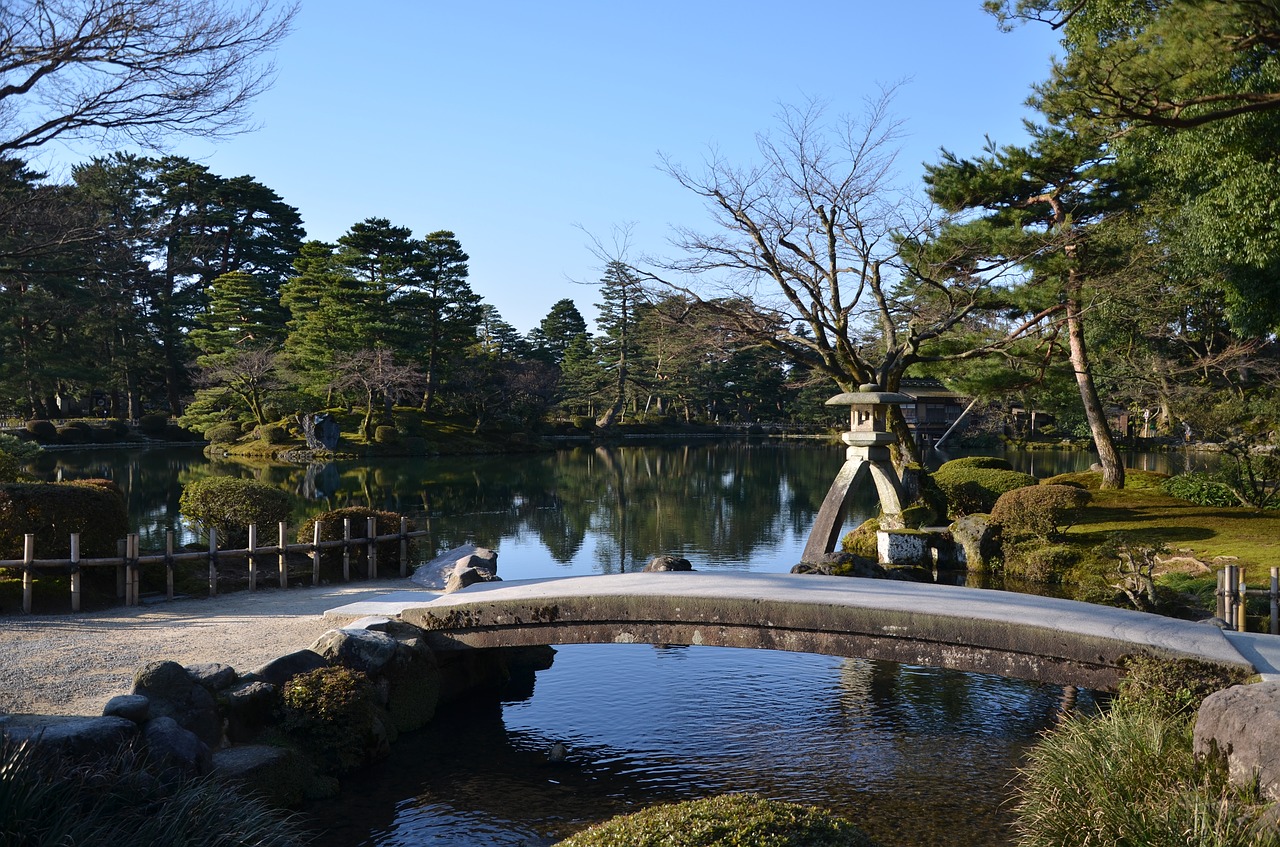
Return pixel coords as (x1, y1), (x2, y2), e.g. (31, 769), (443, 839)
(3, 516), (427, 614)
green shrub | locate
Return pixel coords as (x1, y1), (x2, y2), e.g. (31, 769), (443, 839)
(840, 518), (880, 558)
(56, 423), (90, 444)
(1003, 541), (1079, 583)
(0, 482), (128, 558)
(25, 419), (56, 442)
(374, 425), (399, 445)
(204, 422), (241, 445)
(298, 507), (409, 575)
(935, 456), (1013, 472)
(933, 465), (1038, 516)
(137, 413), (168, 436)
(179, 476), (292, 547)
(0, 433), (40, 461)
(1116, 656), (1252, 720)
(258, 423), (289, 444)
(0, 739), (307, 847)
(279, 666), (379, 772)
(555, 794), (877, 847)
(0, 450), (20, 483)
(991, 484), (1091, 540)
(1163, 471), (1239, 508)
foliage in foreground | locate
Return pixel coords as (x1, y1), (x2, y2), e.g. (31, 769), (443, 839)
(0, 739), (307, 847)
(0, 481), (128, 558)
(1013, 659), (1273, 847)
(554, 794), (878, 847)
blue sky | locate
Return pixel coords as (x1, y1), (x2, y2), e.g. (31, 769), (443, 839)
(47, 2), (1063, 334)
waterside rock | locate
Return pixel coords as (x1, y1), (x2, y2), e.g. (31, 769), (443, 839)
(1194, 681), (1280, 802)
(644, 555), (693, 572)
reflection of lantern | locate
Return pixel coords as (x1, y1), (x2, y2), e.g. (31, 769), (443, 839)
(802, 384), (912, 562)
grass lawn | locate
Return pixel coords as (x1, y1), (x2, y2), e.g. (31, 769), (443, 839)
(1054, 471), (1280, 576)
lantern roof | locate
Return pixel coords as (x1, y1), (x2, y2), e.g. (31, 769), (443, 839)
(825, 383), (913, 407)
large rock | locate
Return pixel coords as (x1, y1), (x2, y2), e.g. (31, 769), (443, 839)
(185, 662), (238, 692)
(143, 715), (212, 776)
(249, 649), (327, 687)
(131, 660), (220, 746)
(949, 514), (999, 570)
(1195, 681), (1280, 801)
(222, 680), (279, 743)
(212, 744), (335, 805)
(0, 715), (137, 759)
(102, 694), (151, 724)
(644, 555), (693, 572)
(412, 544), (497, 589)
(444, 563), (501, 594)
(311, 628), (400, 675)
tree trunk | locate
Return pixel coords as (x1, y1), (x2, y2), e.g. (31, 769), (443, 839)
(1065, 275), (1125, 489)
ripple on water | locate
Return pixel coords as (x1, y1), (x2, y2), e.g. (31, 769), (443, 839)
(305, 644), (1100, 847)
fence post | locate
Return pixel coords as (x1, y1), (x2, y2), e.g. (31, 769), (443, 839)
(165, 530), (175, 601)
(367, 516), (377, 580)
(247, 523), (257, 592)
(1271, 567), (1278, 636)
(22, 533), (33, 614)
(399, 516), (408, 578)
(311, 522), (321, 586)
(116, 538), (126, 599)
(1239, 568), (1249, 633)
(127, 533), (139, 606)
(278, 521), (288, 589)
(1216, 567), (1226, 620)
(342, 518), (351, 582)
(208, 527), (218, 597)
(70, 532), (81, 613)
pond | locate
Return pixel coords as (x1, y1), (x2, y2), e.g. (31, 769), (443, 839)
(25, 439), (1141, 846)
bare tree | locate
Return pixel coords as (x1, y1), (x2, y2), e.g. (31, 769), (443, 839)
(0, 0), (296, 155)
(643, 93), (1054, 463)
(330, 348), (421, 440)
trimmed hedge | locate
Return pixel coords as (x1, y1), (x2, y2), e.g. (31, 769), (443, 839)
(24, 419), (56, 442)
(0, 481), (128, 558)
(179, 476), (293, 547)
(204, 422), (241, 445)
(935, 456), (1013, 472)
(932, 464), (1038, 516)
(991, 484), (1091, 540)
(555, 794), (877, 847)
(137, 414), (168, 436)
(298, 507), (409, 574)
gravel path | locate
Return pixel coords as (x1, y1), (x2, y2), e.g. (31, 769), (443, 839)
(0, 580), (433, 717)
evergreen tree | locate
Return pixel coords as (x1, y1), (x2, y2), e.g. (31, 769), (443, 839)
(528, 298), (588, 366)
(402, 230), (482, 411)
(281, 241), (379, 402)
(594, 261), (646, 427)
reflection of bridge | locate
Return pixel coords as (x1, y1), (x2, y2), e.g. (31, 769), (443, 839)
(326, 572), (1272, 691)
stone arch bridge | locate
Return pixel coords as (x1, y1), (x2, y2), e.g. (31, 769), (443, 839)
(327, 572), (1272, 692)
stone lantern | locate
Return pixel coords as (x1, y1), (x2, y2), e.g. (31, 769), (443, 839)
(801, 383), (911, 563)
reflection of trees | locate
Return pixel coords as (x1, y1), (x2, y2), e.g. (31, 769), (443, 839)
(29, 442), (885, 569)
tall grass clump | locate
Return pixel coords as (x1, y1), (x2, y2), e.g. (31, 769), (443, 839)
(0, 739), (307, 847)
(1013, 658), (1274, 847)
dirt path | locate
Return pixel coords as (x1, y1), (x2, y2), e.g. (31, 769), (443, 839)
(0, 579), (433, 717)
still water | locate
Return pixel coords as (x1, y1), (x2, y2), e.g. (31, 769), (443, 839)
(28, 440), (1145, 846)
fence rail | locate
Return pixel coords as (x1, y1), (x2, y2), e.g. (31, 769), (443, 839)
(4, 516), (427, 614)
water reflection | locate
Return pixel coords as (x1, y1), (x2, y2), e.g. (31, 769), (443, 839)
(306, 645), (1100, 847)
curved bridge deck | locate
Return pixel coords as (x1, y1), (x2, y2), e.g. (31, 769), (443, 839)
(326, 572), (1269, 691)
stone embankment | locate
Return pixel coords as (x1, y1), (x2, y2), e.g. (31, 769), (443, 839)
(0, 546), (543, 806)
